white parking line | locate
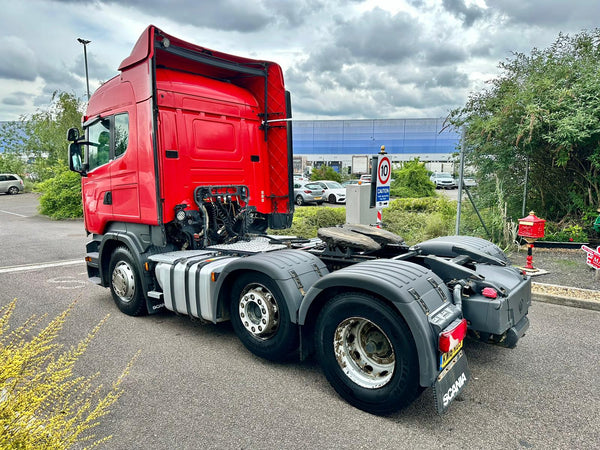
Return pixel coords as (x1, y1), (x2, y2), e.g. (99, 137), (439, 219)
(0, 259), (83, 274)
(0, 209), (28, 218)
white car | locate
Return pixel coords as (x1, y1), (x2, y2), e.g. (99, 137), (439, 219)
(314, 180), (346, 204)
(430, 172), (456, 189)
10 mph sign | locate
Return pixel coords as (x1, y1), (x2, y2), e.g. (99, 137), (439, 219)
(375, 155), (391, 208)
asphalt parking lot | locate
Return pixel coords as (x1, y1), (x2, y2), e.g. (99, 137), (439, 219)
(1, 193), (599, 449)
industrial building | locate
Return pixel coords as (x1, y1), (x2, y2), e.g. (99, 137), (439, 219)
(292, 118), (461, 175)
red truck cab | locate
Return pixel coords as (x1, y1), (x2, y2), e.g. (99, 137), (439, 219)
(69, 25), (293, 247)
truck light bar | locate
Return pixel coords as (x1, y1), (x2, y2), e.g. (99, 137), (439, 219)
(439, 319), (467, 353)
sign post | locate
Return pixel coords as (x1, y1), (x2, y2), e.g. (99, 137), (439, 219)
(370, 146), (391, 228)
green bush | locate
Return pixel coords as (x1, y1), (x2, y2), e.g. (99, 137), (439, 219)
(269, 206), (346, 238)
(381, 197), (455, 244)
(390, 159), (436, 198)
(37, 170), (83, 219)
(539, 224), (588, 242)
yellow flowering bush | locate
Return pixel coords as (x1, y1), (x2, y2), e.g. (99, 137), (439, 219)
(0, 300), (137, 449)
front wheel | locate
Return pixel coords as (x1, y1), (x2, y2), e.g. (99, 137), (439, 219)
(108, 246), (147, 316)
(230, 273), (299, 361)
(315, 293), (422, 415)
(328, 194), (336, 204)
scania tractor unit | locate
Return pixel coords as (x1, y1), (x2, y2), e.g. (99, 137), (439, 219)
(67, 26), (531, 415)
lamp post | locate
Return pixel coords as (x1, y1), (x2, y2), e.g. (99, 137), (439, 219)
(77, 38), (91, 100)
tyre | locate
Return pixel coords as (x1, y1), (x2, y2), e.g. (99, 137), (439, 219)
(315, 292), (422, 415)
(108, 246), (147, 316)
(8, 186), (19, 195)
(295, 195), (305, 206)
(328, 194), (336, 204)
(230, 273), (299, 361)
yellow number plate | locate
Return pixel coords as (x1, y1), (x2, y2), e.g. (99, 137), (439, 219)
(440, 340), (463, 370)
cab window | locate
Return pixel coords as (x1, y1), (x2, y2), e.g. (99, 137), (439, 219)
(86, 113), (129, 171)
(114, 114), (129, 158)
(87, 118), (111, 171)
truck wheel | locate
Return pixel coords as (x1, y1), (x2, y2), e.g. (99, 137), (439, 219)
(108, 246), (147, 316)
(315, 292), (421, 415)
(230, 273), (298, 361)
(328, 194), (336, 204)
(295, 195), (305, 206)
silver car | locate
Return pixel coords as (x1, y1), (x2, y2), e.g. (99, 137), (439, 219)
(293, 182), (325, 206)
(0, 174), (24, 194)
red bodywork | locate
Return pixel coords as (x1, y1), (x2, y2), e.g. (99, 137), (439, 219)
(82, 25), (292, 234)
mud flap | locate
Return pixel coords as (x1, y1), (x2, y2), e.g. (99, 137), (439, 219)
(433, 350), (470, 414)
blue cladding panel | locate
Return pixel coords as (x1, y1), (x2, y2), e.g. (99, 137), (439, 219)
(293, 118), (460, 155)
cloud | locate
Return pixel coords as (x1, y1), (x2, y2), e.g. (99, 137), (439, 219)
(490, 0), (600, 28)
(333, 8), (421, 65)
(2, 93), (30, 106)
(441, 0), (486, 27)
(63, 0), (275, 33)
(0, 36), (38, 81)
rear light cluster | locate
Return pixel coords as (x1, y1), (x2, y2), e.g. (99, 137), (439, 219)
(439, 318), (467, 353)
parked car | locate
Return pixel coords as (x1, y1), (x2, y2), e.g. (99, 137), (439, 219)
(430, 172), (456, 189)
(341, 179), (359, 188)
(463, 177), (477, 187)
(0, 174), (24, 195)
(293, 181), (325, 206)
(359, 174), (371, 183)
(313, 180), (347, 204)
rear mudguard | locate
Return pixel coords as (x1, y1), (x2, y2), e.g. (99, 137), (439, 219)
(298, 259), (462, 387)
(214, 249), (328, 324)
(413, 235), (509, 265)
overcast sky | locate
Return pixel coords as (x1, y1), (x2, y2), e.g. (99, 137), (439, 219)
(0, 0), (599, 122)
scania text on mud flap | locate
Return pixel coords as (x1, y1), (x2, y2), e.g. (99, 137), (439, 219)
(67, 26), (531, 415)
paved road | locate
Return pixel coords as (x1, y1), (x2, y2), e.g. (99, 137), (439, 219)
(1, 193), (599, 449)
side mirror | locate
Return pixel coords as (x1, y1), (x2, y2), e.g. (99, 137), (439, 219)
(69, 142), (86, 176)
(67, 127), (80, 142)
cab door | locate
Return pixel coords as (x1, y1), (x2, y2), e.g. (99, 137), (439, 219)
(109, 112), (140, 220)
(82, 117), (113, 234)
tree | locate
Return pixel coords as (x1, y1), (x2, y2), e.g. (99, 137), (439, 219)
(0, 91), (84, 181)
(0, 152), (26, 176)
(310, 165), (342, 182)
(390, 159), (436, 198)
(447, 29), (600, 222)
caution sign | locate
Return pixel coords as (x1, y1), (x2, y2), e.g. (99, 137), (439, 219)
(376, 155), (391, 208)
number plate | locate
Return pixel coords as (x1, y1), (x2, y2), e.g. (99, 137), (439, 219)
(433, 350), (470, 414)
(314, 197), (322, 201)
(439, 340), (463, 370)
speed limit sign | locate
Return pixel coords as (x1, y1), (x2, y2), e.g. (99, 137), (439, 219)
(376, 156), (391, 208)
(378, 156), (391, 186)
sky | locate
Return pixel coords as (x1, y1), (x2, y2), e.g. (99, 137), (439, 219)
(0, 0), (599, 122)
